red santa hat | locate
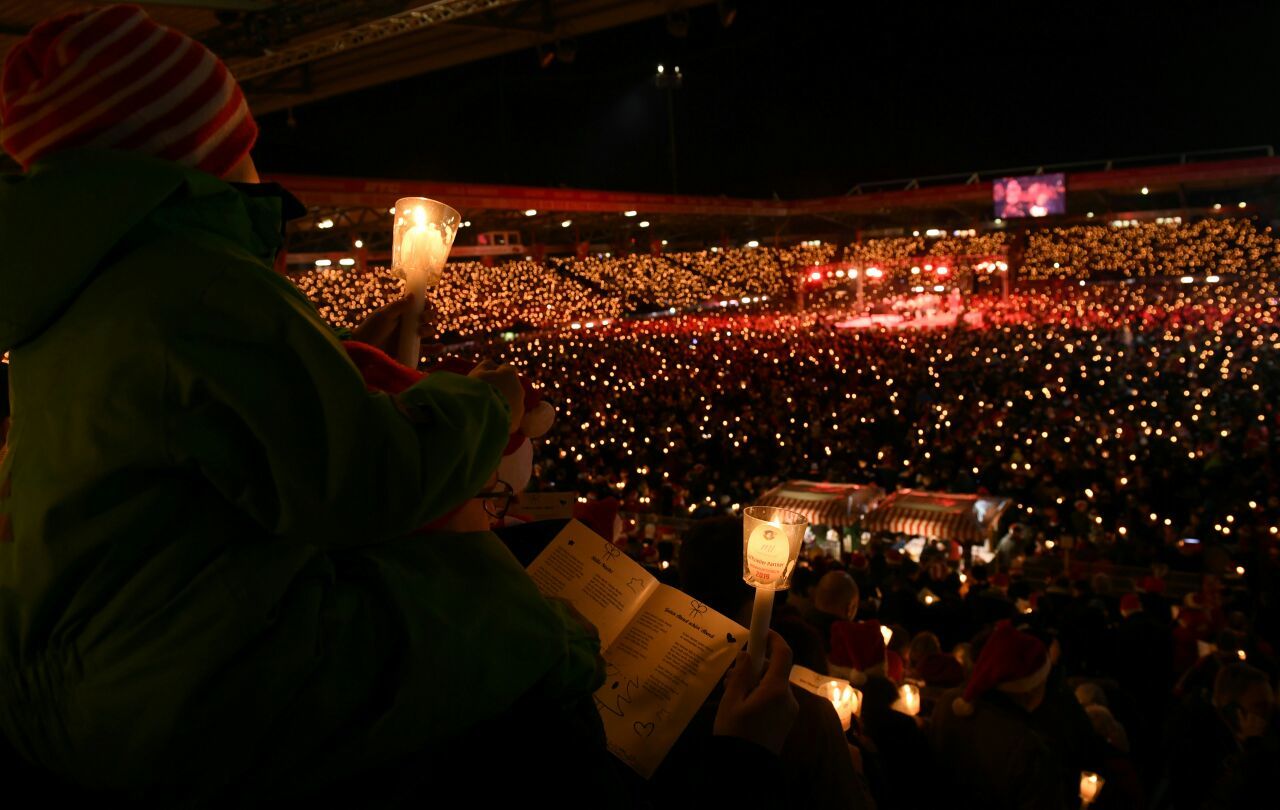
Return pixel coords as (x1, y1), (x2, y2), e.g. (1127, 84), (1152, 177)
(829, 620), (887, 685)
(952, 620), (1051, 717)
(2, 4), (256, 176)
(1139, 574), (1166, 595)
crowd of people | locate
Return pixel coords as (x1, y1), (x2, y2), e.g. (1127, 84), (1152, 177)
(291, 218), (1280, 339)
(2, 6), (1277, 807)
(1024, 218), (1280, 281)
(474, 275), (1278, 807)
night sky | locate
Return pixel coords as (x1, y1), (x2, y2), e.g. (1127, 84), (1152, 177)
(253, 1), (1280, 199)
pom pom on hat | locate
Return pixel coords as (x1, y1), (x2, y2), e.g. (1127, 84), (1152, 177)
(952, 619), (1050, 717)
(2, 4), (257, 176)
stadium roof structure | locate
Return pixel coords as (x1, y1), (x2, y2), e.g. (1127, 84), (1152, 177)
(0, 0), (715, 117)
(276, 147), (1280, 255)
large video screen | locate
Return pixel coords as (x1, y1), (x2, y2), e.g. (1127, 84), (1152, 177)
(993, 173), (1066, 218)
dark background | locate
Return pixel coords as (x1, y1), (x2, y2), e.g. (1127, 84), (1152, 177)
(253, 0), (1280, 198)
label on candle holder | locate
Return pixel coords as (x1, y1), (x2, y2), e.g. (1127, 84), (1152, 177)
(746, 522), (791, 585)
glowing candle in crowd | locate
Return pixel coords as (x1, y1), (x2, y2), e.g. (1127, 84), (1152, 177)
(895, 683), (921, 717)
(391, 196), (459, 366)
(742, 506), (807, 674)
(880, 624), (893, 646)
(1079, 771), (1104, 805)
(822, 681), (861, 731)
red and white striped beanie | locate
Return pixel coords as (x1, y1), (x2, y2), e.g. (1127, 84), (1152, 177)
(1, 4), (256, 177)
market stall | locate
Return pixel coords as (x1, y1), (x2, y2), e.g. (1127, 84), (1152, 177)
(863, 489), (1011, 546)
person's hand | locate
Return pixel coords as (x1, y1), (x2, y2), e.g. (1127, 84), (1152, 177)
(714, 630), (798, 755)
(349, 295), (437, 359)
(469, 359), (525, 432)
(548, 596), (606, 675)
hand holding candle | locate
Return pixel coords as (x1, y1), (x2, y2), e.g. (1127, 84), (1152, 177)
(391, 196), (459, 367)
(742, 506), (807, 675)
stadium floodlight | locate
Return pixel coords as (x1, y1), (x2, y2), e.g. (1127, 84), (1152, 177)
(1141, 187), (1149, 195)
(354, 239), (363, 248)
(624, 210), (638, 217)
(524, 209), (537, 216)
(339, 258), (355, 266)
(746, 240), (759, 248)
(1213, 203), (1222, 210)
(1238, 201), (1247, 209)
(639, 221), (650, 228)
(1206, 275), (1221, 283)
(315, 259), (332, 267)
(1180, 276), (1195, 284)
(561, 219), (572, 228)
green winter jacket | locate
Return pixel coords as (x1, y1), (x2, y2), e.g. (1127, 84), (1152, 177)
(0, 150), (601, 800)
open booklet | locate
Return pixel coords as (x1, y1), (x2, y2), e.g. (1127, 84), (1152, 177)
(527, 520), (746, 778)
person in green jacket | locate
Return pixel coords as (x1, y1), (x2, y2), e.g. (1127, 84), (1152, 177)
(0, 6), (602, 802)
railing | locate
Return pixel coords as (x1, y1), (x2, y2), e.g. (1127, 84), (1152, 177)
(845, 145), (1275, 195)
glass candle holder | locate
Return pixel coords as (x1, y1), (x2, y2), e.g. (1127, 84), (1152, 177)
(390, 196), (459, 366)
(391, 196), (460, 292)
(742, 505), (807, 590)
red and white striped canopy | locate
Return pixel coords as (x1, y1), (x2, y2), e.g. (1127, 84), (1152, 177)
(755, 481), (883, 527)
(863, 489), (1011, 543)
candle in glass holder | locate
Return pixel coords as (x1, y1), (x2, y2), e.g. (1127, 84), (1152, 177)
(390, 196), (459, 366)
(821, 681), (862, 731)
(895, 683), (921, 717)
(1079, 771), (1104, 805)
(742, 506), (807, 674)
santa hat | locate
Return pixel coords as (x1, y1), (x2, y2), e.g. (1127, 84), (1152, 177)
(918, 651), (966, 688)
(886, 649), (905, 684)
(829, 620), (887, 685)
(2, 5), (257, 177)
(1138, 575), (1166, 595)
(952, 620), (1051, 717)
(1119, 593), (1142, 618)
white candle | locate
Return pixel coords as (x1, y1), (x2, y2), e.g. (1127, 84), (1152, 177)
(1079, 771), (1104, 805)
(747, 587), (774, 676)
(397, 205), (450, 293)
(880, 624), (893, 646)
(742, 507), (806, 675)
(391, 197), (457, 366)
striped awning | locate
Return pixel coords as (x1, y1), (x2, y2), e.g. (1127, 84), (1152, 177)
(755, 480), (883, 527)
(863, 489), (1011, 543)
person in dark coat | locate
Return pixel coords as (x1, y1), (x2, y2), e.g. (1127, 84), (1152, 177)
(930, 621), (1069, 810)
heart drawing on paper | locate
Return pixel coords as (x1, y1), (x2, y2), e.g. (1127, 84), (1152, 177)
(726, 632), (737, 644)
(633, 721), (655, 738)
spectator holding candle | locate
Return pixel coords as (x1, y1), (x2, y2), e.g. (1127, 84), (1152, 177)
(0, 6), (602, 803)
